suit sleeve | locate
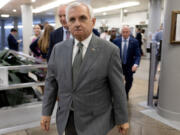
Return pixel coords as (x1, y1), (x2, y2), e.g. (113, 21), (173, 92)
(42, 47), (58, 116)
(133, 39), (141, 65)
(112, 39), (121, 49)
(108, 46), (128, 125)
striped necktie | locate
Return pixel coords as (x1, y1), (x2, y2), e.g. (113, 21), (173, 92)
(66, 30), (70, 40)
(72, 42), (83, 86)
(123, 39), (127, 64)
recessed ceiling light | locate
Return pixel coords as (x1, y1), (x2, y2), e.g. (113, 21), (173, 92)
(33, 0), (75, 13)
(124, 9), (128, 13)
(102, 12), (107, 16)
(31, 0), (36, 3)
(13, 9), (17, 12)
(1, 14), (10, 18)
(0, 0), (12, 9)
(94, 2), (140, 14)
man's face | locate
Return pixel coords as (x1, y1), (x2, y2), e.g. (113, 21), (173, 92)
(122, 28), (130, 39)
(58, 6), (68, 28)
(12, 31), (17, 36)
(67, 5), (95, 41)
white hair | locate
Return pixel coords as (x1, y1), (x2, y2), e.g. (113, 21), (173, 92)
(121, 25), (130, 32)
(66, 2), (94, 22)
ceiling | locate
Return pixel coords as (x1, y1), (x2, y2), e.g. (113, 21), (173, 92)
(0, 0), (150, 18)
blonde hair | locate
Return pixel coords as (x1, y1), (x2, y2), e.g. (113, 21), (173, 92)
(38, 25), (54, 53)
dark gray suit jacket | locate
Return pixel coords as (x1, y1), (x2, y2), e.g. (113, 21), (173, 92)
(42, 34), (128, 135)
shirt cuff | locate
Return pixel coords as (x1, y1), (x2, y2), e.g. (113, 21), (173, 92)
(133, 64), (139, 67)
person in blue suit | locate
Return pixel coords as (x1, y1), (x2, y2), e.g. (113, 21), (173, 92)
(7, 28), (21, 51)
(113, 26), (141, 100)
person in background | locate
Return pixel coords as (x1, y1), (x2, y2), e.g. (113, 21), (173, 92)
(29, 24), (42, 55)
(136, 28), (143, 56)
(153, 24), (163, 80)
(43, 22), (49, 29)
(41, 22), (49, 34)
(141, 29), (147, 56)
(30, 25), (54, 62)
(41, 2), (129, 135)
(30, 24), (42, 43)
(110, 29), (117, 42)
(100, 30), (110, 41)
(154, 24), (163, 43)
(113, 26), (141, 100)
(7, 28), (21, 51)
(38, 24), (44, 31)
(46, 4), (72, 61)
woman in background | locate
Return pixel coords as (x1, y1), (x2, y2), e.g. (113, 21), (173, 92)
(30, 25), (54, 62)
(30, 24), (42, 43)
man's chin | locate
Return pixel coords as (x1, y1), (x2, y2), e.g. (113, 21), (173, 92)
(74, 33), (83, 37)
(74, 35), (85, 41)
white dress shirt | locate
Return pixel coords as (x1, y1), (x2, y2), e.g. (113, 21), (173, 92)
(121, 37), (130, 56)
(122, 36), (138, 67)
(63, 27), (73, 41)
(72, 33), (92, 64)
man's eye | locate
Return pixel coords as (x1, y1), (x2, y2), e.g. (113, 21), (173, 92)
(69, 18), (75, 23)
(59, 15), (65, 18)
(80, 16), (87, 21)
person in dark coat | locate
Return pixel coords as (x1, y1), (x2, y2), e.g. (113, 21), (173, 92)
(135, 28), (143, 55)
(7, 28), (21, 51)
(113, 26), (141, 100)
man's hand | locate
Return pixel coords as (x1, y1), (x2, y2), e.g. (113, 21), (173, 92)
(17, 40), (22, 43)
(40, 116), (51, 132)
(132, 65), (138, 72)
(117, 123), (129, 135)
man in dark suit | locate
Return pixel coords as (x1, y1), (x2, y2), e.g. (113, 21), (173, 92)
(47, 5), (70, 61)
(41, 2), (129, 135)
(113, 26), (141, 100)
(7, 28), (21, 51)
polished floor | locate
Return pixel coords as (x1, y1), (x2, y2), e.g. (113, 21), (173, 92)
(3, 58), (180, 135)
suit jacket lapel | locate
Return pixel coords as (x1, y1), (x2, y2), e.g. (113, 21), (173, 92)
(73, 34), (100, 90)
(120, 38), (122, 59)
(127, 37), (133, 57)
(59, 27), (64, 42)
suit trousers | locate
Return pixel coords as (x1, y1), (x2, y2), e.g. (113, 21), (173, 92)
(122, 64), (133, 99)
(65, 111), (78, 135)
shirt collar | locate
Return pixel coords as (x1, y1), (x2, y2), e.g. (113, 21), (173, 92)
(122, 36), (130, 42)
(74, 33), (92, 48)
(63, 27), (69, 32)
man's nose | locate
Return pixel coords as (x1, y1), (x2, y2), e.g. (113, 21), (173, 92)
(62, 16), (66, 20)
(74, 20), (80, 26)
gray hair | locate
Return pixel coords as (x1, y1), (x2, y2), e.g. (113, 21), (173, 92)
(58, 4), (67, 13)
(66, 2), (94, 22)
(121, 25), (130, 32)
